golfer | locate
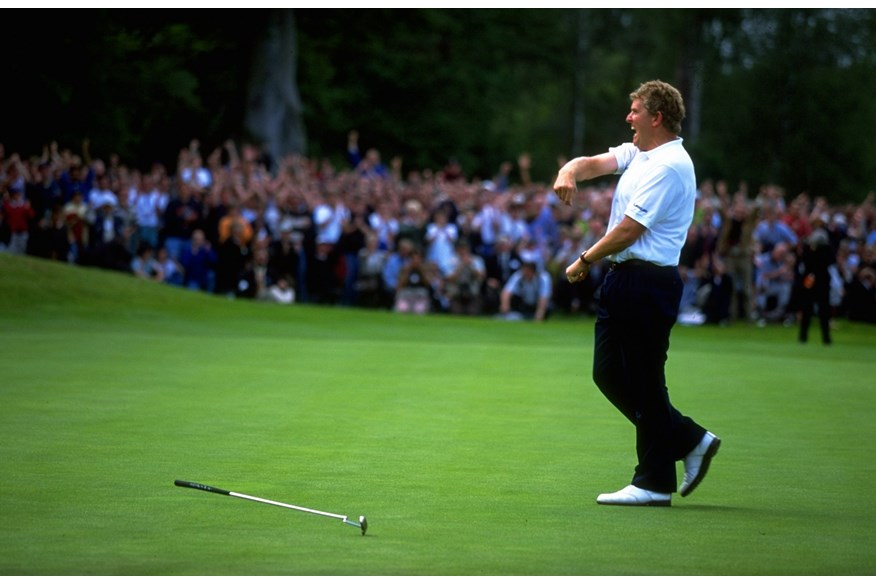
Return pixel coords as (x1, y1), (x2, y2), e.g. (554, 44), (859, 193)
(553, 80), (720, 506)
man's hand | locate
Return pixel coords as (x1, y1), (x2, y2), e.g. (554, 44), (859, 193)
(566, 257), (590, 283)
(553, 172), (577, 206)
(553, 153), (619, 206)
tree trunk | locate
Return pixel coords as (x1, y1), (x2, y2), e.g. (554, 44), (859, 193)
(677, 11), (705, 144)
(244, 9), (306, 167)
(571, 9), (588, 156)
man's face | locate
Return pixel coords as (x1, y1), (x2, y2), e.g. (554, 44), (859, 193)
(626, 99), (655, 149)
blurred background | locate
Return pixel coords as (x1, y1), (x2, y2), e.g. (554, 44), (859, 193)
(4, 7), (876, 202)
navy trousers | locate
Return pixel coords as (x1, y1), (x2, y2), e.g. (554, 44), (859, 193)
(593, 261), (706, 493)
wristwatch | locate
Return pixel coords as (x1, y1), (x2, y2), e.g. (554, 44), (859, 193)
(579, 250), (592, 266)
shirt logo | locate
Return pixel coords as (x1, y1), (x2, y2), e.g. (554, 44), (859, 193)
(633, 203), (649, 214)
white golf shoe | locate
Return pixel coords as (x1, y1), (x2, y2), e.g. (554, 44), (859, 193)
(596, 484), (671, 507)
(680, 431), (721, 497)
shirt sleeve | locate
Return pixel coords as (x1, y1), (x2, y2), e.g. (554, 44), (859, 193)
(609, 143), (639, 174)
(503, 271), (521, 294)
(538, 272), (553, 299)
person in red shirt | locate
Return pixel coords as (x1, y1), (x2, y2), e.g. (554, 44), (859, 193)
(2, 187), (35, 254)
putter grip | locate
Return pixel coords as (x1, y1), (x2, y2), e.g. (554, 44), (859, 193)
(174, 479), (231, 496)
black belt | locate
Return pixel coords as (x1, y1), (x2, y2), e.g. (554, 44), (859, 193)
(609, 259), (675, 271)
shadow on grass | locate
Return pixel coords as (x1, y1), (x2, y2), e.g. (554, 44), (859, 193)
(673, 504), (745, 512)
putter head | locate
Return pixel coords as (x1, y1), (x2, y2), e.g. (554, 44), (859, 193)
(343, 515), (368, 535)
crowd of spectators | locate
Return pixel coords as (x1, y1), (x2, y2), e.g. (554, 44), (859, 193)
(2, 135), (875, 332)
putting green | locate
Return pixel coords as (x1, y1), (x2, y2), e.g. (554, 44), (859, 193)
(1, 253), (875, 575)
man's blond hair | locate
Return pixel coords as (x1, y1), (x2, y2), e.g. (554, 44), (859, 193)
(630, 80), (686, 135)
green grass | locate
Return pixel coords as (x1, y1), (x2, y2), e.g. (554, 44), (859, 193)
(1, 252), (875, 575)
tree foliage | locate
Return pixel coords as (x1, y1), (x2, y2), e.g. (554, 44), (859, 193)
(693, 8), (876, 201)
(4, 9), (254, 169)
(3, 8), (875, 201)
(295, 9), (576, 179)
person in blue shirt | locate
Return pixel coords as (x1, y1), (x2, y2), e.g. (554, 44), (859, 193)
(181, 229), (217, 292)
(499, 260), (552, 322)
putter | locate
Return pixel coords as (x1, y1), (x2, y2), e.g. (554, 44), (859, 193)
(174, 479), (368, 535)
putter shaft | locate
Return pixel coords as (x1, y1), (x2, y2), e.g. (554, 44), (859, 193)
(174, 480), (367, 534)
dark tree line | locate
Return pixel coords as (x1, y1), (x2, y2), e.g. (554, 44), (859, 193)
(4, 8), (875, 202)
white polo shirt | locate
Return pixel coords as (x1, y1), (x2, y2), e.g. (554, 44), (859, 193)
(607, 138), (696, 266)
